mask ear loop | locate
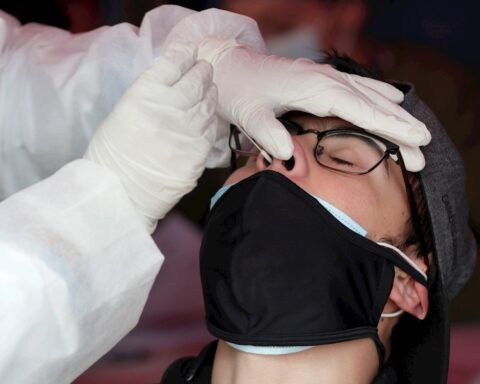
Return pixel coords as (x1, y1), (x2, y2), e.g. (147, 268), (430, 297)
(377, 242), (426, 320)
(381, 309), (404, 318)
(376, 241), (428, 283)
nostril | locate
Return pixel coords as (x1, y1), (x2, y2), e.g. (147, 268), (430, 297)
(284, 156), (295, 171)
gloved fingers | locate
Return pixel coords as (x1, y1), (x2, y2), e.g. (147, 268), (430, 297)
(342, 74), (431, 146)
(172, 59), (214, 109)
(137, 84), (217, 164)
(183, 84), (218, 140)
(316, 71), (430, 146)
(328, 95), (430, 147)
(113, 43), (200, 112)
(351, 74), (404, 104)
(342, 75), (423, 133)
(155, 84), (217, 143)
(242, 108), (294, 160)
(205, 137), (231, 168)
(398, 144), (426, 172)
(205, 117), (231, 168)
(344, 86), (430, 146)
(150, 41), (198, 86)
(287, 84), (430, 148)
(120, 60), (214, 113)
(276, 62), (430, 147)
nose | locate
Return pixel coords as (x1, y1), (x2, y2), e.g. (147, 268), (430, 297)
(255, 138), (308, 179)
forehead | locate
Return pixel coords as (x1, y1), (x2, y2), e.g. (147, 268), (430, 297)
(284, 112), (356, 132)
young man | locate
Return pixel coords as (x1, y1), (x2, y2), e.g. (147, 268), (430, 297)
(160, 58), (476, 383)
(1, 7), (428, 383)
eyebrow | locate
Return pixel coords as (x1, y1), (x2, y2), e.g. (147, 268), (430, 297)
(294, 119), (391, 174)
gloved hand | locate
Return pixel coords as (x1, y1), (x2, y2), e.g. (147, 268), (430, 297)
(198, 38), (431, 172)
(84, 42), (217, 233)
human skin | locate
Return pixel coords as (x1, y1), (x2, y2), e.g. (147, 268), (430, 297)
(211, 114), (428, 384)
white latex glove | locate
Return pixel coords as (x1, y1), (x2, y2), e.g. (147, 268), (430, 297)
(198, 38), (431, 172)
(85, 42), (217, 233)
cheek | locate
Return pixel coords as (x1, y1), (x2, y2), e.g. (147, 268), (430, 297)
(294, 171), (379, 230)
(379, 187), (409, 232)
(223, 163), (257, 185)
(331, 183), (381, 232)
(362, 171), (410, 239)
(296, 167), (402, 237)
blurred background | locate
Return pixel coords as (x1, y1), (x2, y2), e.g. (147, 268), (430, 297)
(2, 0), (478, 382)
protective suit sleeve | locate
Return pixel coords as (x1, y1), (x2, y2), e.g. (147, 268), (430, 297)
(0, 159), (163, 384)
(0, 5), (265, 199)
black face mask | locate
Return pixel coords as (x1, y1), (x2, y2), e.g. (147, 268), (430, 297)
(200, 171), (427, 363)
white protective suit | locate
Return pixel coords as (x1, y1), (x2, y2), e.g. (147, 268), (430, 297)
(0, 5), (264, 384)
(0, 160), (161, 384)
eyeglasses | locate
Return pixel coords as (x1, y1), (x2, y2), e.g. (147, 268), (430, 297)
(229, 118), (428, 259)
(230, 118), (400, 175)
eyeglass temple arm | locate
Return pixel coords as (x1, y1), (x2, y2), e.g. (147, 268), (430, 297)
(397, 151), (428, 261)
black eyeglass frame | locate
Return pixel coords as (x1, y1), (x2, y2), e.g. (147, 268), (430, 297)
(229, 118), (428, 262)
(277, 118), (401, 176)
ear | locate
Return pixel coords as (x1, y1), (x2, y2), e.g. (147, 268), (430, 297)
(389, 251), (430, 320)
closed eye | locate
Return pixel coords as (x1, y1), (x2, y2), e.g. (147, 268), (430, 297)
(329, 156), (354, 167)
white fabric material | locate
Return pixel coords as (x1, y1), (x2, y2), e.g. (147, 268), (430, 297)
(198, 38), (431, 171)
(0, 5), (266, 200)
(84, 42), (217, 233)
(0, 159), (163, 384)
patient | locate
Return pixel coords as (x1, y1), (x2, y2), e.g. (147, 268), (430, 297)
(160, 57), (473, 384)
(161, 112), (430, 384)
(209, 112), (430, 384)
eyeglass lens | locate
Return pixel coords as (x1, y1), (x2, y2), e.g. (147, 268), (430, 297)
(316, 133), (387, 174)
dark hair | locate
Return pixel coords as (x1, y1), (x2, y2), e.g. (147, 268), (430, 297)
(322, 50), (382, 81)
(322, 50), (433, 259)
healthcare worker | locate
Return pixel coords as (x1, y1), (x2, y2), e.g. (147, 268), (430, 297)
(0, 5), (431, 384)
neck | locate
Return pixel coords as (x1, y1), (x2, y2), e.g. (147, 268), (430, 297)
(377, 310), (400, 361)
(212, 338), (380, 384)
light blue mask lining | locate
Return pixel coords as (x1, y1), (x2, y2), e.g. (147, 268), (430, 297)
(210, 184), (367, 237)
(210, 184), (232, 209)
(307, 193), (367, 237)
(210, 182), (368, 355)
